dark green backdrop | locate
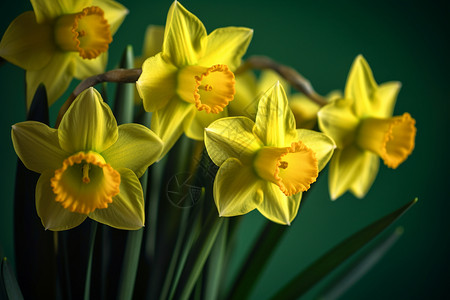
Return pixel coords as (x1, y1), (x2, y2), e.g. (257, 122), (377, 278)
(1, 1), (448, 299)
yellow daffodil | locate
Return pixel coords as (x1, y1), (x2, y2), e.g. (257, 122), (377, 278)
(231, 69), (339, 129)
(11, 87), (163, 231)
(318, 55), (416, 200)
(205, 82), (335, 225)
(136, 1), (253, 157)
(0, 0), (128, 108)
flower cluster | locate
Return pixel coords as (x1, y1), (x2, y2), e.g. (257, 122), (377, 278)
(2, 1), (416, 230)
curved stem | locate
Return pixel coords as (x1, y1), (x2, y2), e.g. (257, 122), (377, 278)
(236, 55), (328, 106)
(55, 68), (142, 127)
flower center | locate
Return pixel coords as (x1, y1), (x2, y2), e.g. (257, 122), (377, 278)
(356, 113), (416, 168)
(54, 6), (112, 59)
(50, 151), (120, 214)
(253, 141), (319, 196)
(177, 64), (235, 113)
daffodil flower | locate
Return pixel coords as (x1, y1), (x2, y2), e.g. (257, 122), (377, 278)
(0, 0), (128, 108)
(318, 55), (416, 200)
(204, 82), (335, 225)
(11, 87), (163, 231)
(136, 1), (253, 157)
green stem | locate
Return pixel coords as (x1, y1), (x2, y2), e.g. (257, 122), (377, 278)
(83, 222), (98, 300)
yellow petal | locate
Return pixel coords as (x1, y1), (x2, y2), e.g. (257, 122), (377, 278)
(205, 117), (262, 166)
(372, 81), (401, 118)
(344, 55), (377, 117)
(101, 124), (163, 178)
(213, 158), (263, 217)
(142, 25), (165, 58)
(162, 1), (207, 67)
(350, 153), (380, 198)
(317, 98), (359, 149)
(89, 168), (145, 230)
(0, 12), (55, 71)
(328, 146), (369, 200)
(36, 171), (87, 231)
(198, 27), (253, 71)
(259, 70), (290, 95)
(30, 0), (92, 23)
(296, 129), (336, 171)
(26, 51), (75, 108)
(228, 70), (258, 119)
(151, 97), (196, 159)
(92, 0), (128, 34)
(58, 87), (118, 153)
(73, 51), (107, 79)
(185, 106), (228, 141)
(11, 121), (68, 173)
(289, 94), (320, 129)
(257, 182), (302, 225)
(136, 53), (178, 112)
(254, 82), (297, 147)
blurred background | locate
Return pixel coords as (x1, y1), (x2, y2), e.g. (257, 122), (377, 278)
(0, 0), (448, 299)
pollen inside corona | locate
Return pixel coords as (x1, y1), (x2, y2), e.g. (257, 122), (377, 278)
(54, 6), (112, 59)
(50, 151), (120, 214)
(177, 64), (235, 113)
(253, 141), (318, 196)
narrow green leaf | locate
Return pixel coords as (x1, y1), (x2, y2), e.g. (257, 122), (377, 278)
(1, 257), (24, 300)
(271, 198), (418, 300)
(227, 220), (287, 299)
(204, 219), (228, 300)
(83, 222), (98, 300)
(173, 209), (224, 300)
(319, 227), (404, 300)
(114, 45), (135, 125)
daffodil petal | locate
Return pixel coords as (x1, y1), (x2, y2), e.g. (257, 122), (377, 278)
(213, 158), (263, 217)
(259, 70), (290, 95)
(151, 97), (196, 159)
(11, 121), (68, 173)
(162, 1), (206, 67)
(289, 94), (320, 129)
(36, 171), (87, 231)
(229, 70), (258, 119)
(92, 0), (128, 34)
(254, 82), (297, 147)
(328, 146), (368, 200)
(350, 152), (380, 198)
(26, 51), (75, 108)
(205, 116), (262, 166)
(257, 182), (301, 225)
(0, 12), (55, 71)
(372, 81), (401, 118)
(317, 99), (359, 149)
(136, 53), (178, 112)
(101, 123), (163, 178)
(31, 0), (92, 23)
(198, 27), (253, 71)
(344, 55), (377, 117)
(142, 25), (165, 58)
(89, 168), (144, 230)
(296, 129), (336, 171)
(73, 51), (107, 79)
(185, 109), (228, 141)
(58, 87), (118, 153)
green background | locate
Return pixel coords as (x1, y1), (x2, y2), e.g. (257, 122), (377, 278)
(0, 0), (448, 299)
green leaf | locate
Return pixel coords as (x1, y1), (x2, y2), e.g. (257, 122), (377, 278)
(318, 227), (404, 300)
(173, 208), (224, 300)
(114, 45), (135, 125)
(1, 257), (24, 300)
(227, 221), (287, 299)
(270, 198), (418, 300)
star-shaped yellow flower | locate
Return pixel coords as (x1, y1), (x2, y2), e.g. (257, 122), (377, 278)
(0, 0), (128, 108)
(136, 1), (253, 157)
(205, 82), (335, 225)
(318, 55), (416, 200)
(11, 87), (163, 231)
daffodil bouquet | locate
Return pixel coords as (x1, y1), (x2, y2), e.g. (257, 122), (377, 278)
(0, 1), (418, 299)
